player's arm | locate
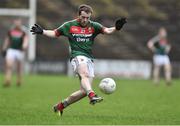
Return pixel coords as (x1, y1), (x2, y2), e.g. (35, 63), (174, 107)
(147, 36), (159, 52)
(103, 27), (116, 34)
(147, 40), (155, 51)
(1, 36), (10, 57)
(30, 24), (57, 37)
(43, 30), (57, 37)
(2, 36), (9, 51)
(165, 44), (171, 53)
(103, 18), (127, 35)
(22, 35), (29, 51)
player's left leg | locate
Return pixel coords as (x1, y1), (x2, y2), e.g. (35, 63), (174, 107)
(163, 56), (172, 86)
(16, 50), (24, 86)
(77, 60), (103, 105)
(164, 63), (172, 86)
(71, 56), (103, 104)
(16, 60), (23, 86)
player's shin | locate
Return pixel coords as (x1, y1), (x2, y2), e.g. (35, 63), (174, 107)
(153, 66), (160, 84)
(54, 90), (86, 115)
(65, 90), (86, 105)
(165, 64), (172, 85)
(80, 76), (95, 99)
(80, 76), (103, 104)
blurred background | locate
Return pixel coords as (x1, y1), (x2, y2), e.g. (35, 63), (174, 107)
(0, 0), (180, 79)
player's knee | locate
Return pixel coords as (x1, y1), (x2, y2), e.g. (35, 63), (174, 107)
(80, 89), (87, 96)
(79, 71), (89, 78)
(6, 64), (13, 70)
(165, 64), (171, 72)
(78, 64), (89, 76)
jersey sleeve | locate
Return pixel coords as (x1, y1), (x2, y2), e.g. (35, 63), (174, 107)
(93, 22), (105, 35)
(54, 22), (69, 37)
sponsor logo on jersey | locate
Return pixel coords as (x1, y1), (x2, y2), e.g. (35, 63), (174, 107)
(70, 26), (94, 34)
(70, 26), (94, 42)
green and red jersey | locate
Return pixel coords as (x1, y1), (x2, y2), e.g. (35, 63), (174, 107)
(54, 19), (104, 59)
(8, 27), (26, 50)
(150, 35), (170, 55)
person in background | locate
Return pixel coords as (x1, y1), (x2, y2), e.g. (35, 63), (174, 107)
(2, 18), (28, 87)
(147, 27), (172, 86)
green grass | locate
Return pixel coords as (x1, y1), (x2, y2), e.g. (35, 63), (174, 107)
(0, 74), (180, 125)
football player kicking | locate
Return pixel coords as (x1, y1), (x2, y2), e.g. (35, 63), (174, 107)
(31, 4), (126, 116)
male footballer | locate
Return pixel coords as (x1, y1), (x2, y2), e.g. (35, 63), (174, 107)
(2, 18), (28, 87)
(31, 4), (126, 116)
(147, 27), (172, 85)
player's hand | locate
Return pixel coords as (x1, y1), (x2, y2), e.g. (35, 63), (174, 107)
(30, 24), (43, 34)
(1, 50), (7, 58)
(115, 18), (127, 30)
(154, 42), (160, 48)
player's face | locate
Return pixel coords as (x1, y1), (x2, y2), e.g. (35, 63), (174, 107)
(14, 19), (22, 28)
(159, 28), (167, 38)
(79, 11), (91, 27)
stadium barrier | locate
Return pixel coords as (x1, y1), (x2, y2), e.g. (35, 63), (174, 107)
(1, 59), (180, 79)
(68, 59), (152, 79)
(24, 61), (67, 74)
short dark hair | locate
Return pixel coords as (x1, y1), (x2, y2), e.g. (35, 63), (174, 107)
(78, 4), (93, 15)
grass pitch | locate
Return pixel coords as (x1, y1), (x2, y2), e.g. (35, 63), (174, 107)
(0, 74), (180, 125)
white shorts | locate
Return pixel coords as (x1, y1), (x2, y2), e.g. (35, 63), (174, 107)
(153, 55), (170, 66)
(71, 55), (94, 77)
(6, 48), (24, 62)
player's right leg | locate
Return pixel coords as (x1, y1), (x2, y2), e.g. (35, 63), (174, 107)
(153, 65), (160, 85)
(3, 49), (14, 87)
(153, 55), (161, 85)
(53, 89), (86, 116)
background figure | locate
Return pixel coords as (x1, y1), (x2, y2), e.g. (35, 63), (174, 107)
(147, 27), (172, 85)
(2, 18), (29, 87)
